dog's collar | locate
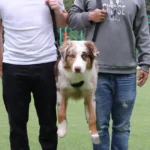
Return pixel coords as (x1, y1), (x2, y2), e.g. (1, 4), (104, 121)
(71, 81), (84, 88)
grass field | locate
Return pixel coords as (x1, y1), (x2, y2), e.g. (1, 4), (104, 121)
(0, 79), (150, 150)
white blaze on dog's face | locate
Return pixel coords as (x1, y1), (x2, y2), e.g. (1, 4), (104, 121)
(59, 41), (98, 73)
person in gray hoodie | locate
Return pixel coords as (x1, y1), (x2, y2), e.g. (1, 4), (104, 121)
(68, 0), (150, 150)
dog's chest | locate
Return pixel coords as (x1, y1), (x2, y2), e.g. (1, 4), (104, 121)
(68, 82), (94, 99)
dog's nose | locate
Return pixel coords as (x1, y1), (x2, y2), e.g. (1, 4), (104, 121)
(75, 66), (81, 73)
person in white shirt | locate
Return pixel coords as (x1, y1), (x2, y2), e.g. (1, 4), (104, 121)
(0, 0), (67, 150)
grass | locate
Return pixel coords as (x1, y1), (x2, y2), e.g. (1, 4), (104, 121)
(0, 78), (150, 150)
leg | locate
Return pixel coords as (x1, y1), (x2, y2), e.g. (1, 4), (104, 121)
(31, 62), (57, 150)
(84, 100), (89, 123)
(84, 97), (100, 144)
(57, 90), (68, 137)
(111, 74), (136, 150)
(93, 74), (113, 150)
(2, 63), (31, 150)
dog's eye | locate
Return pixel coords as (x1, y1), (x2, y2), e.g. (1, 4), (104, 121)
(68, 54), (75, 59)
(82, 54), (89, 59)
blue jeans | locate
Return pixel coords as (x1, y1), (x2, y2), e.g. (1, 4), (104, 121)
(93, 73), (136, 150)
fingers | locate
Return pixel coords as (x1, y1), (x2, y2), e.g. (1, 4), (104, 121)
(95, 9), (107, 22)
(101, 9), (107, 14)
(96, 9), (106, 16)
(138, 78), (146, 87)
(88, 8), (107, 23)
(46, 0), (60, 11)
(100, 13), (106, 18)
(45, 0), (48, 4)
(99, 17), (105, 22)
(48, 0), (58, 5)
(137, 71), (142, 81)
(137, 70), (148, 87)
(49, 1), (58, 8)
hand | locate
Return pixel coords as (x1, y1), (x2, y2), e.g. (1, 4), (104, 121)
(88, 9), (107, 23)
(46, 0), (60, 13)
(137, 69), (149, 87)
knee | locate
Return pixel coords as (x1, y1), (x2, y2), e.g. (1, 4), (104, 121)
(96, 118), (110, 131)
(96, 122), (110, 136)
(113, 123), (130, 133)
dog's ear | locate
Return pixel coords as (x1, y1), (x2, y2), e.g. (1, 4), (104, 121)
(84, 41), (99, 57)
(59, 40), (72, 60)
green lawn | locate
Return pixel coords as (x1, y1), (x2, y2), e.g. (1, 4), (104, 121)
(0, 79), (150, 150)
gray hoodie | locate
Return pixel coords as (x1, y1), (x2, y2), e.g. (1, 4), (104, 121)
(68, 0), (150, 74)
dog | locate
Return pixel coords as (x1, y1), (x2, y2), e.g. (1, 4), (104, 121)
(54, 40), (100, 144)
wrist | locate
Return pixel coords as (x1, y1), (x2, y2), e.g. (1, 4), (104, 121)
(54, 8), (61, 15)
(141, 65), (149, 73)
(88, 12), (93, 21)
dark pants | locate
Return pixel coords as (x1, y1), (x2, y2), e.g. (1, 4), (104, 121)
(2, 62), (57, 150)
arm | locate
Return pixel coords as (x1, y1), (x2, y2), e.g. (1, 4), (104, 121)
(134, 0), (150, 86)
(135, 0), (150, 72)
(46, 0), (68, 28)
(54, 9), (68, 28)
(0, 20), (3, 77)
(68, 0), (92, 30)
(68, 0), (107, 30)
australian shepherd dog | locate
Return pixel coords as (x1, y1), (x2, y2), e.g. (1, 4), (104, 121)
(54, 40), (100, 144)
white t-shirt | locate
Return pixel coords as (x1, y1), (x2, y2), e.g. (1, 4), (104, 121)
(0, 0), (64, 65)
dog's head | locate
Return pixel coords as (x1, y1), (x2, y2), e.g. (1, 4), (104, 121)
(59, 40), (98, 73)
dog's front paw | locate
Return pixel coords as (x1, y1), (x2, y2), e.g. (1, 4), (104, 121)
(57, 120), (67, 138)
(57, 128), (67, 138)
(91, 133), (100, 145)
